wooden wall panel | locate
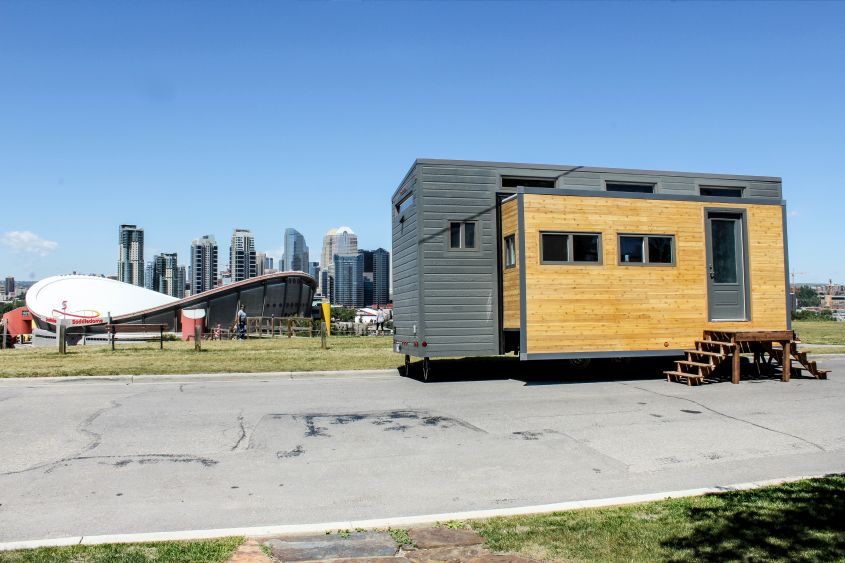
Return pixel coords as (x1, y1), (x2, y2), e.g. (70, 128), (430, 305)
(501, 198), (520, 329)
(521, 195), (787, 353)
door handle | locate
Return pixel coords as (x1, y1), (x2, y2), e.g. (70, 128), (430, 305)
(708, 264), (715, 279)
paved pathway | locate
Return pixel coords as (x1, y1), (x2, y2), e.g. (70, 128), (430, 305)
(0, 356), (842, 544)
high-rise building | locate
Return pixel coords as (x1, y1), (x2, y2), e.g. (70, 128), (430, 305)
(256, 252), (268, 277)
(372, 248), (390, 306)
(308, 261), (320, 282)
(144, 262), (155, 290)
(319, 226), (358, 298)
(117, 224), (144, 286)
(152, 253), (183, 298)
(190, 235), (218, 295)
(333, 253), (364, 308)
(320, 270), (332, 301)
(358, 250), (374, 306)
(283, 228), (309, 272)
(4, 276), (14, 297)
(230, 229), (256, 282)
(177, 265), (187, 298)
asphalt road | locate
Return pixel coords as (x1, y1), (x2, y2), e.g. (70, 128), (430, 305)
(1, 357), (843, 543)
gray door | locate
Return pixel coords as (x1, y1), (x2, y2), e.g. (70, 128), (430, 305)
(706, 212), (748, 321)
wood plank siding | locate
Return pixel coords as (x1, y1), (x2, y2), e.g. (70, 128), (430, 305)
(518, 194), (788, 354)
(500, 198), (520, 329)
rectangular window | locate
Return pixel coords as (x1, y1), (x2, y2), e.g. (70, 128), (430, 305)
(396, 193), (414, 214)
(606, 182), (655, 194)
(618, 234), (675, 265)
(540, 232), (601, 264)
(700, 186), (743, 198)
(449, 221), (478, 250)
(504, 235), (516, 268)
(502, 177), (555, 188)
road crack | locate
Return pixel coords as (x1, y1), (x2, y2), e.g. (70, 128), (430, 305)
(627, 384), (826, 451)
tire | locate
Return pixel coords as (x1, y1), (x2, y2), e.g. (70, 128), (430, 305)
(566, 358), (592, 370)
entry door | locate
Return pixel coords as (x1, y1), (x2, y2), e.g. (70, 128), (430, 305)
(706, 212), (748, 321)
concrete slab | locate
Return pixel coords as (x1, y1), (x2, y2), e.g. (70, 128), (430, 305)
(264, 532), (397, 561)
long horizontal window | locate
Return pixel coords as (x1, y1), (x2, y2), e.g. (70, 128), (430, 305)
(619, 234), (675, 265)
(502, 177), (555, 188)
(396, 193), (414, 214)
(606, 182), (655, 194)
(700, 186), (743, 198)
(540, 232), (601, 264)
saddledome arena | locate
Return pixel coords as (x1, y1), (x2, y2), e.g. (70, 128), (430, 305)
(25, 272), (316, 345)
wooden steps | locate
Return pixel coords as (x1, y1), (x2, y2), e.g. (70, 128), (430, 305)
(768, 347), (829, 379)
(665, 336), (730, 386)
(667, 330), (831, 386)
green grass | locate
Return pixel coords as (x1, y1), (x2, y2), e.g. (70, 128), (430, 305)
(793, 320), (845, 345)
(472, 475), (845, 562)
(0, 336), (399, 377)
(0, 537), (242, 563)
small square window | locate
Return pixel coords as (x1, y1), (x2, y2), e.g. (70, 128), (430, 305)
(618, 234), (675, 265)
(572, 234), (600, 262)
(450, 223), (462, 249)
(619, 236), (644, 263)
(648, 237), (673, 264)
(541, 234), (569, 262)
(449, 221), (478, 250)
(504, 235), (516, 268)
(540, 232), (601, 264)
(464, 222), (476, 249)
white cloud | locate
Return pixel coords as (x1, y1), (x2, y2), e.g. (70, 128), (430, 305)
(1, 230), (59, 257)
(789, 210), (800, 217)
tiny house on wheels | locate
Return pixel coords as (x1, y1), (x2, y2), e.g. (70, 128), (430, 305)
(391, 158), (793, 381)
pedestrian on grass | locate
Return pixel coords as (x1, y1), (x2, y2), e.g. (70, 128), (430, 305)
(237, 305), (247, 340)
(376, 305), (385, 336)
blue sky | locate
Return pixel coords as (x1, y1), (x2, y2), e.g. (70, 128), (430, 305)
(0, 1), (842, 283)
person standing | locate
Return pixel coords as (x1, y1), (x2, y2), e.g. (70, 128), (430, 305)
(376, 305), (385, 336)
(237, 305), (247, 340)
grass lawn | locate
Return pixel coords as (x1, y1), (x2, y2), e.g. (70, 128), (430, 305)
(0, 537), (242, 563)
(793, 320), (845, 345)
(0, 336), (399, 378)
(472, 475), (845, 562)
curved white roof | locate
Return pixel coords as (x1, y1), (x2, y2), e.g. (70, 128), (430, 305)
(26, 275), (178, 323)
(336, 226), (355, 234)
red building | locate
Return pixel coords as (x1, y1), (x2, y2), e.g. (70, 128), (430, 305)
(2, 306), (33, 336)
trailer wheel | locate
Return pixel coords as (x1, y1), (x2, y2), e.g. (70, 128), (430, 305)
(566, 358), (592, 370)
(422, 357), (431, 382)
(404, 354), (411, 377)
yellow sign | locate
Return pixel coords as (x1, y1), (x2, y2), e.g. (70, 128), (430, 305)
(321, 303), (331, 336)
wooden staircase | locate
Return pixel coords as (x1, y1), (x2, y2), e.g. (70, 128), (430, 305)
(665, 330), (830, 385)
(664, 337), (734, 386)
(766, 346), (829, 379)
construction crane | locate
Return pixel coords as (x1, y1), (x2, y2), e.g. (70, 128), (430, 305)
(790, 269), (808, 293)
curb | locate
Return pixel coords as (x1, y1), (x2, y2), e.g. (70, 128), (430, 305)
(0, 369), (400, 386)
(0, 473), (828, 551)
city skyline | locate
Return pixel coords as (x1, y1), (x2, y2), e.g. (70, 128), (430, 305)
(0, 3), (843, 282)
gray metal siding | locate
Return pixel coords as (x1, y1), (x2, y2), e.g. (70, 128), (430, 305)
(391, 171), (419, 342)
(417, 164), (500, 357)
